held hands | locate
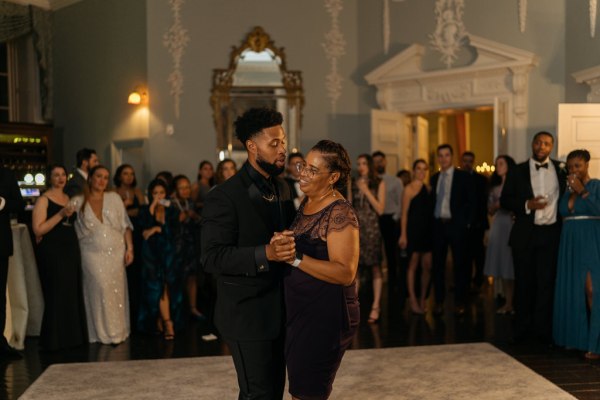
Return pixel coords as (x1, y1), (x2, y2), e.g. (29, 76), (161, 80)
(527, 196), (549, 210)
(266, 230), (296, 263)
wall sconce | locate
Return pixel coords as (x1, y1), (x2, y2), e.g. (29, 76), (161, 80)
(127, 88), (148, 105)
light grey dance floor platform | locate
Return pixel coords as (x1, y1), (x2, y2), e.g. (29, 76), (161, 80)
(20, 343), (575, 399)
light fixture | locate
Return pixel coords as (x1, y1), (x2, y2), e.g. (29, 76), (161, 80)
(127, 87), (148, 105)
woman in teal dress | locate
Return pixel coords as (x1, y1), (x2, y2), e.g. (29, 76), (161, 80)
(553, 149), (600, 359)
(137, 179), (184, 339)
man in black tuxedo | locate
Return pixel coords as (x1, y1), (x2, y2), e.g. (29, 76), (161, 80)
(431, 144), (475, 315)
(460, 151), (489, 290)
(64, 148), (98, 197)
(284, 151), (305, 210)
(500, 131), (566, 344)
(0, 167), (25, 358)
(201, 108), (296, 400)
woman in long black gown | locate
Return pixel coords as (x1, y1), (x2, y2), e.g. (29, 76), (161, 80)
(277, 140), (360, 400)
(32, 164), (87, 351)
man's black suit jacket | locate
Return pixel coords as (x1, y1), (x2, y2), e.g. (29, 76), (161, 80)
(500, 159), (567, 249)
(201, 166), (296, 341)
(64, 170), (86, 198)
(0, 168), (24, 259)
(430, 168), (476, 229)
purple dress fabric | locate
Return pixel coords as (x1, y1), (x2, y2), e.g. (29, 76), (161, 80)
(284, 199), (360, 400)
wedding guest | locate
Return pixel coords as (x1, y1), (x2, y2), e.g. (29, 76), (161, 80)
(397, 169), (411, 188)
(64, 148), (98, 197)
(483, 155), (516, 314)
(348, 154), (385, 323)
(501, 131), (566, 345)
(114, 164), (145, 218)
(215, 159), (237, 185)
(0, 166), (24, 358)
(191, 161), (214, 211)
(282, 140), (359, 400)
(554, 149), (600, 359)
(32, 164), (87, 351)
(399, 159), (433, 314)
(172, 174), (204, 320)
(74, 165), (134, 344)
(114, 164), (146, 326)
(155, 171), (174, 196)
(137, 179), (184, 339)
(285, 152), (305, 209)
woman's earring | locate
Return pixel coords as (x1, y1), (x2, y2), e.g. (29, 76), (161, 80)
(330, 184), (336, 196)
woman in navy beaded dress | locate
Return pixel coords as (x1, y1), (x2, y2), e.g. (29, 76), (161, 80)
(553, 149), (600, 359)
(277, 140), (359, 400)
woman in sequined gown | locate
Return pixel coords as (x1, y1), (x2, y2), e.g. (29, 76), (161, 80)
(348, 154), (385, 323)
(74, 166), (134, 345)
(279, 140), (360, 400)
(32, 164), (87, 351)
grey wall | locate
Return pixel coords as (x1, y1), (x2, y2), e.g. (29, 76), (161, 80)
(53, 0), (148, 173)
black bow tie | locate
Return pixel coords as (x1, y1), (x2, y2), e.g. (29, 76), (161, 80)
(535, 163), (549, 170)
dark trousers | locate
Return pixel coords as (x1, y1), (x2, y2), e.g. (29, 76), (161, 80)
(511, 224), (560, 342)
(432, 219), (469, 305)
(379, 214), (400, 291)
(466, 227), (486, 287)
(0, 257), (8, 347)
(226, 335), (285, 400)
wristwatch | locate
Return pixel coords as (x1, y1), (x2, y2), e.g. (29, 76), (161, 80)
(291, 251), (304, 268)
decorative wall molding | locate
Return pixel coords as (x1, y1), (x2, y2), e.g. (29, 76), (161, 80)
(573, 65), (600, 102)
(3, 0), (81, 10)
(365, 35), (538, 161)
(163, 0), (189, 119)
(322, 0), (346, 114)
(518, 0), (527, 33)
(429, 0), (468, 68)
(591, 0), (597, 38)
(383, 0), (390, 55)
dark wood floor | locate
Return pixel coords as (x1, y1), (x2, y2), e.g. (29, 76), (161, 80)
(3, 280), (600, 400)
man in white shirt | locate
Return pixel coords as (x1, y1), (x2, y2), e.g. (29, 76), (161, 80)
(500, 131), (566, 345)
(64, 148), (99, 197)
(372, 151), (404, 293)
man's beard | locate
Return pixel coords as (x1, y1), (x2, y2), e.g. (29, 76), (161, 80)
(257, 154), (285, 176)
(375, 165), (385, 175)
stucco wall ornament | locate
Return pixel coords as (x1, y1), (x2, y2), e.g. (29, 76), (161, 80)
(323, 0), (346, 114)
(518, 0), (527, 32)
(429, 0), (468, 69)
(163, 0), (189, 119)
(591, 0), (598, 38)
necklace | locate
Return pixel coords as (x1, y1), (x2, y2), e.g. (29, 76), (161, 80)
(318, 188), (335, 201)
(262, 194), (275, 202)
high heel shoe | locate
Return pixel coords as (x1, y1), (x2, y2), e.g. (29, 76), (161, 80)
(163, 319), (175, 341)
(368, 307), (380, 324)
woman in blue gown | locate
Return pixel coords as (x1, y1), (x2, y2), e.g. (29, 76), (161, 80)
(137, 179), (184, 339)
(553, 149), (600, 359)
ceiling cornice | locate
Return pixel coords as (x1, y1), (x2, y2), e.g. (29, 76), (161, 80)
(3, 0), (82, 10)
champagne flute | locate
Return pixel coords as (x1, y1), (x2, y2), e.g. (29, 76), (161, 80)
(62, 197), (79, 226)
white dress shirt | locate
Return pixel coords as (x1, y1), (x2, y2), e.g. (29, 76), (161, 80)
(0, 196), (5, 211)
(380, 174), (404, 221)
(526, 158), (559, 225)
(436, 167), (454, 219)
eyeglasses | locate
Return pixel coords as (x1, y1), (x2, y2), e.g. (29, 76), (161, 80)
(295, 162), (325, 179)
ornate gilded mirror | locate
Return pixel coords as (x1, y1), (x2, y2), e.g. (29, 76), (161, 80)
(210, 26), (304, 161)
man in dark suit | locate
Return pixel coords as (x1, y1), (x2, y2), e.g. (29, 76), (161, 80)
(460, 151), (489, 290)
(64, 148), (98, 197)
(500, 131), (566, 345)
(431, 144), (475, 315)
(284, 151), (305, 209)
(0, 167), (25, 358)
(201, 108), (296, 400)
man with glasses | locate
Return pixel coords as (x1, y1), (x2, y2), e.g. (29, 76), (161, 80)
(285, 152), (305, 209)
(201, 108), (296, 400)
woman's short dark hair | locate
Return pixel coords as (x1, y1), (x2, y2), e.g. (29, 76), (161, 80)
(412, 159), (427, 170)
(46, 163), (67, 188)
(567, 149), (591, 162)
(490, 155), (516, 187)
(234, 108), (283, 148)
(310, 140), (351, 188)
(147, 179), (169, 204)
(113, 164), (137, 188)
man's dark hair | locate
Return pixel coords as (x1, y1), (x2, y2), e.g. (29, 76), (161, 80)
(287, 152), (304, 164)
(437, 143), (453, 155)
(234, 108), (283, 148)
(76, 148), (96, 168)
(372, 150), (385, 159)
(461, 151), (475, 159)
(533, 131), (554, 144)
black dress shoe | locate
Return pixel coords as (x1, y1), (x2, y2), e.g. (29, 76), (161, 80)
(0, 344), (22, 360)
